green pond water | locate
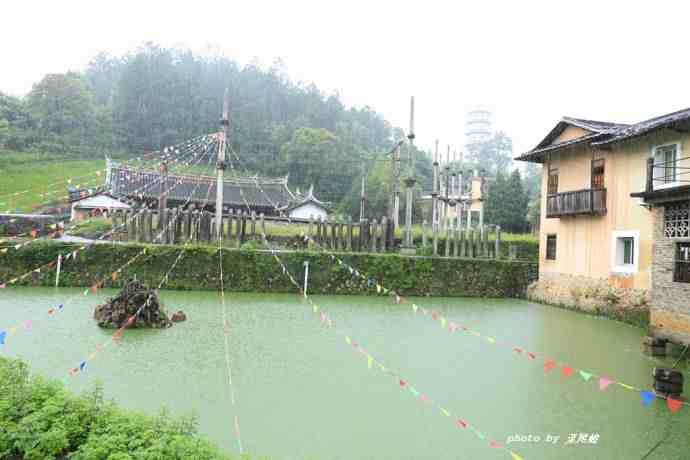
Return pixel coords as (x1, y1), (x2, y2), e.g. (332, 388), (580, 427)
(1, 287), (689, 460)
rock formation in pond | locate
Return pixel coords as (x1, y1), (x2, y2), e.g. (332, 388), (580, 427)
(94, 279), (172, 329)
(171, 311), (187, 322)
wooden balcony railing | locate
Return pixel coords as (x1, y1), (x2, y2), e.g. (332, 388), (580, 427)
(644, 156), (690, 192)
(546, 188), (607, 218)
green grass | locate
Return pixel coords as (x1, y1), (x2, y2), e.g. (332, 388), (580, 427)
(0, 150), (105, 213)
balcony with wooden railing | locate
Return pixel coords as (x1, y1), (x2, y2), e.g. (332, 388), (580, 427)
(546, 188), (607, 218)
(631, 157), (690, 203)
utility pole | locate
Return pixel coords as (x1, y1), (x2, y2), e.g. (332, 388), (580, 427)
(401, 96), (416, 255)
(215, 88), (229, 240)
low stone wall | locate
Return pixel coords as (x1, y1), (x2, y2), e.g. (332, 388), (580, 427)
(527, 272), (650, 327)
(0, 241), (538, 298)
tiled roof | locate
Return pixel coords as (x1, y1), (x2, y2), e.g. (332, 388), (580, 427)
(109, 165), (294, 209)
(592, 107), (690, 146)
(516, 108), (690, 162)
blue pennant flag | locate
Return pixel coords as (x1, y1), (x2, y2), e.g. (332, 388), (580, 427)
(79, 361), (87, 372)
(58, 304), (64, 310)
(641, 390), (655, 407)
(0, 331), (6, 345)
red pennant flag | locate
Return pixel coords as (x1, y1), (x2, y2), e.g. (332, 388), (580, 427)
(527, 352), (537, 359)
(544, 360), (556, 372)
(47, 308), (55, 315)
(667, 397), (683, 413)
(456, 419), (468, 428)
(0, 284), (6, 289)
(513, 347), (523, 354)
(91, 285), (98, 294)
(562, 366), (573, 378)
(30, 229), (38, 238)
(419, 394), (428, 403)
(399, 379), (407, 387)
(431, 312), (439, 320)
(490, 441), (502, 449)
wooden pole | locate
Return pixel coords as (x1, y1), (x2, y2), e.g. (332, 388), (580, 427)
(359, 162), (367, 221)
(215, 88), (230, 240)
(303, 261), (310, 297)
(55, 253), (62, 287)
(495, 225), (501, 259)
(401, 96), (416, 254)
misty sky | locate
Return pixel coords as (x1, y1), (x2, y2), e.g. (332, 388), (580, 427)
(3, 1), (688, 156)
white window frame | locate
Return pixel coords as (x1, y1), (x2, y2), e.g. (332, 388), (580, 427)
(611, 230), (640, 274)
(652, 142), (681, 190)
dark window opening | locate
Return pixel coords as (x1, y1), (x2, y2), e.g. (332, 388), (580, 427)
(591, 159), (605, 189)
(546, 234), (557, 260)
(675, 242), (690, 283)
(548, 167), (559, 195)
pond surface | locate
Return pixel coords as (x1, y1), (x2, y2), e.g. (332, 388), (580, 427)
(1, 287), (689, 460)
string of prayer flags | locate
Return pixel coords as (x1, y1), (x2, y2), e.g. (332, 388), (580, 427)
(322, 253), (689, 413)
(259, 241), (526, 460)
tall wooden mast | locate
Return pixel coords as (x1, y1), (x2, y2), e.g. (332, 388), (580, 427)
(215, 89), (229, 239)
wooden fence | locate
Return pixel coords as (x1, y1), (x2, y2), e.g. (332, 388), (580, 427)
(110, 208), (502, 258)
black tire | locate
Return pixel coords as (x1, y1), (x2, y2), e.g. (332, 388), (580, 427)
(653, 368), (684, 384)
(654, 380), (684, 394)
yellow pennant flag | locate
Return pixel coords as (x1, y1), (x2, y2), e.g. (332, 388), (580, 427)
(412, 304), (418, 313)
(378, 363), (386, 372)
(510, 452), (524, 460)
(8, 327), (17, 336)
(345, 336), (352, 345)
(618, 383), (635, 390)
(440, 408), (450, 417)
(367, 355), (373, 369)
(312, 303), (319, 313)
(440, 317), (447, 328)
(376, 284), (382, 294)
(487, 337), (496, 344)
(88, 352), (97, 360)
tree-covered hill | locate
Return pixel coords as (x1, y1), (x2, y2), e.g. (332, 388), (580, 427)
(0, 42), (431, 218)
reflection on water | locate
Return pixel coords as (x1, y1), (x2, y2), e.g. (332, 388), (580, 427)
(1, 287), (689, 459)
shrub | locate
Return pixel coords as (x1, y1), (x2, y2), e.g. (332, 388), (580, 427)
(0, 357), (235, 460)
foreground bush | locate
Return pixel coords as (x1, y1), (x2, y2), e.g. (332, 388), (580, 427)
(0, 357), (234, 460)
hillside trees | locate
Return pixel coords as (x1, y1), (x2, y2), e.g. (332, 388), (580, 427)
(485, 169), (529, 233)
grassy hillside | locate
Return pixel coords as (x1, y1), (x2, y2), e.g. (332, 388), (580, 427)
(0, 150), (105, 213)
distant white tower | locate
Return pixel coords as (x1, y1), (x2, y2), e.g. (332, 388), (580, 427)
(464, 109), (493, 154)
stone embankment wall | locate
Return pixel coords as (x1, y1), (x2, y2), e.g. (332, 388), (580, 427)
(527, 272), (650, 327)
(0, 241), (538, 298)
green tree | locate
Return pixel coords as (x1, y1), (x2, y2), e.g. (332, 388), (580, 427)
(27, 73), (95, 140)
(485, 169), (529, 233)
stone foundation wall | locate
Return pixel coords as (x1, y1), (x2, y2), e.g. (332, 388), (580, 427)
(527, 272), (650, 327)
(650, 205), (690, 344)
